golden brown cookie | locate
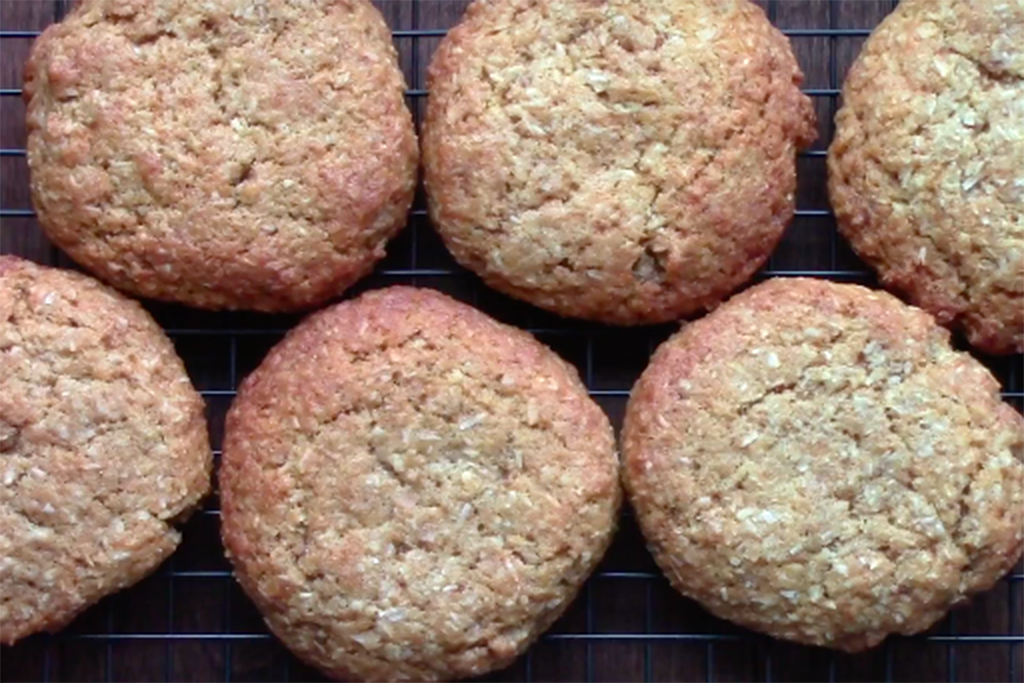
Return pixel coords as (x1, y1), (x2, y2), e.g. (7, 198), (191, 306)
(24, 0), (418, 311)
(220, 286), (620, 681)
(623, 277), (1024, 651)
(423, 0), (816, 325)
(828, 0), (1024, 354)
(0, 256), (212, 645)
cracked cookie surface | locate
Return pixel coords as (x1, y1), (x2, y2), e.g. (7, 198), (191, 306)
(24, 0), (417, 311)
(423, 0), (816, 324)
(828, 0), (1024, 354)
(220, 286), (619, 681)
(0, 256), (212, 645)
(623, 277), (1024, 651)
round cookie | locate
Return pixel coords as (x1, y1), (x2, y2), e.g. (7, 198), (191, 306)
(24, 0), (418, 311)
(828, 0), (1024, 354)
(423, 0), (816, 325)
(0, 256), (212, 645)
(623, 277), (1024, 651)
(220, 286), (619, 681)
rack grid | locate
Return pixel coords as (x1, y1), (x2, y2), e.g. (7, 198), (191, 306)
(1, 1), (1021, 681)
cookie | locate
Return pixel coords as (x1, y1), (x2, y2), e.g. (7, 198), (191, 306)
(220, 286), (620, 681)
(623, 277), (1024, 651)
(423, 0), (816, 325)
(0, 256), (212, 645)
(24, 0), (418, 311)
(828, 0), (1024, 354)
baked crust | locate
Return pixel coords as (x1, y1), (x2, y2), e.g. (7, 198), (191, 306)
(423, 0), (816, 325)
(24, 0), (418, 311)
(828, 0), (1024, 354)
(0, 256), (212, 645)
(220, 286), (620, 681)
(623, 277), (1024, 651)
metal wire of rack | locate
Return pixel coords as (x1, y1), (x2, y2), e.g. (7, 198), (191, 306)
(1, 1), (1022, 682)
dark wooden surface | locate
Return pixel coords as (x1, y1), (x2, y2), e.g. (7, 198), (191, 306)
(1, 1), (1022, 681)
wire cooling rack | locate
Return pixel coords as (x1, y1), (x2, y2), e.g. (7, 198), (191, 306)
(1, 1), (1022, 681)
